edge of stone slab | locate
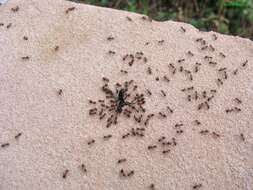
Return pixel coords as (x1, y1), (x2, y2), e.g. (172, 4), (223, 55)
(1, 0), (253, 49)
(68, 0), (253, 47)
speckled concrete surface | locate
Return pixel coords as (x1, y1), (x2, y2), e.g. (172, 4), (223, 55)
(0, 0), (253, 190)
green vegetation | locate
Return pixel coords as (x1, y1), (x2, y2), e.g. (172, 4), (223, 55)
(70, 0), (253, 39)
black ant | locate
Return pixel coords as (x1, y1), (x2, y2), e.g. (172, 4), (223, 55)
(180, 26), (186, 32)
(149, 183), (155, 190)
(117, 158), (127, 164)
(1, 143), (10, 148)
(81, 164), (87, 173)
(54, 46), (59, 52)
(193, 183), (202, 189)
(6, 23), (12, 29)
(240, 133), (245, 141)
(11, 6), (19, 12)
(15, 132), (22, 140)
(65, 7), (76, 14)
(62, 169), (69, 179)
(126, 16), (132, 21)
(213, 34), (218, 40)
(58, 89), (63, 96)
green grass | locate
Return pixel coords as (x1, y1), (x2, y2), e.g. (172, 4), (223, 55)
(70, 0), (253, 40)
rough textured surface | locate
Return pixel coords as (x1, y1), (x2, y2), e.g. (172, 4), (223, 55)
(0, 0), (253, 190)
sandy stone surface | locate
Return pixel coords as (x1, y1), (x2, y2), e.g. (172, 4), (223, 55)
(0, 0), (253, 190)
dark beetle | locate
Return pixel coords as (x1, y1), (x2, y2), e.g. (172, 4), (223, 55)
(116, 89), (130, 113)
(116, 89), (126, 113)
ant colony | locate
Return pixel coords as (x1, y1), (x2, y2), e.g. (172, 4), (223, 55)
(88, 79), (150, 128)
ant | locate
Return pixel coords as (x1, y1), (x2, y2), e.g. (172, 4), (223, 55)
(122, 133), (130, 139)
(1, 143), (10, 148)
(240, 133), (245, 141)
(58, 89), (63, 96)
(126, 16), (132, 21)
(54, 46), (59, 52)
(107, 36), (114, 41)
(232, 69), (238, 75)
(117, 158), (127, 164)
(212, 132), (220, 138)
(22, 56), (30, 60)
(180, 26), (186, 32)
(15, 133), (22, 140)
(213, 34), (218, 40)
(120, 169), (126, 177)
(147, 67), (152, 75)
(187, 51), (194, 56)
(103, 134), (112, 140)
(158, 40), (164, 44)
(219, 52), (226, 58)
(162, 149), (170, 154)
(234, 98), (242, 104)
(141, 16), (152, 22)
(148, 145), (157, 150)
(242, 60), (248, 67)
(11, 6), (19, 12)
(200, 130), (209, 135)
(108, 50), (116, 55)
(81, 164), (87, 173)
(127, 170), (134, 177)
(194, 120), (201, 125)
(149, 183), (155, 190)
(87, 139), (95, 145)
(6, 23), (12, 29)
(65, 7), (75, 14)
(62, 169), (69, 179)
(193, 183), (202, 189)
(158, 136), (166, 142)
(209, 45), (215, 51)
